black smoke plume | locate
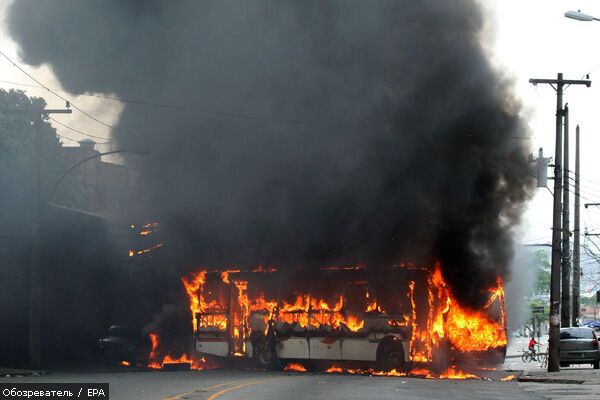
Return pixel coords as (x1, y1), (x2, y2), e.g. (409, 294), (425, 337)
(7, 0), (534, 308)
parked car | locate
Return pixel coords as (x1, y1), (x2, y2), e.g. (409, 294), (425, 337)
(95, 325), (151, 366)
(559, 327), (599, 369)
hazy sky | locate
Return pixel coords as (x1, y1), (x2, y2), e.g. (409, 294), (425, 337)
(483, 1), (600, 248)
(1, 0), (600, 249)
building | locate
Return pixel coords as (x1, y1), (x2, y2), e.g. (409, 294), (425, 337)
(581, 304), (599, 321)
(62, 139), (135, 220)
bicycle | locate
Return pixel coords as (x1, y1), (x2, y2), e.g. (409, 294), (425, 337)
(521, 344), (544, 363)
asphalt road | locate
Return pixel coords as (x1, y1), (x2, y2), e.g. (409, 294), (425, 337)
(5, 369), (547, 400)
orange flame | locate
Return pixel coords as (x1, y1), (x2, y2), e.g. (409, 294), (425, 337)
(181, 272), (206, 332)
(283, 363), (307, 372)
(324, 365), (484, 380)
(365, 289), (382, 313)
(251, 265), (277, 273)
(147, 332), (212, 370)
(408, 263), (507, 361)
(129, 242), (164, 257)
(438, 366), (481, 380)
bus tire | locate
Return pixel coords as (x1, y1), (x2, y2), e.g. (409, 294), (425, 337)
(254, 346), (277, 370)
(377, 336), (407, 372)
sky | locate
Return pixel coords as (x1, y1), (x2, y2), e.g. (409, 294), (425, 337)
(483, 1), (600, 248)
(0, 0), (599, 280)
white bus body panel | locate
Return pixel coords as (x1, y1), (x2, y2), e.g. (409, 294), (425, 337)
(276, 337), (309, 359)
(195, 340), (229, 357)
(196, 333), (409, 363)
(340, 338), (379, 361)
(309, 338), (342, 360)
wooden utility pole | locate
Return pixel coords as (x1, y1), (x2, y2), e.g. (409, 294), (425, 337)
(572, 125), (581, 326)
(561, 105), (571, 327)
(529, 73), (590, 372)
(29, 111), (42, 369)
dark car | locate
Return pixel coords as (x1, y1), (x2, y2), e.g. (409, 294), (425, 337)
(95, 325), (151, 366)
(559, 327), (599, 369)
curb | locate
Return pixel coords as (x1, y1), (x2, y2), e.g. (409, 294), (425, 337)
(1, 370), (47, 378)
(517, 377), (585, 384)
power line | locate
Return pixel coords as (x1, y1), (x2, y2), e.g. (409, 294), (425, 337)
(53, 131), (110, 146)
(565, 172), (600, 192)
(564, 181), (595, 202)
(0, 67), (348, 130)
(48, 116), (114, 143)
(0, 51), (119, 131)
(54, 132), (80, 144)
(1, 78), (540, 139)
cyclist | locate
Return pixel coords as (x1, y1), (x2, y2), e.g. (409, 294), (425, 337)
(528, 337), (539, 359)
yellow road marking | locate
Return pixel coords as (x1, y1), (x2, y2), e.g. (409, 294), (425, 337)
(162, 380), (237, 400)
(206, 378), (280, 400)
(202, 381), (241, 392)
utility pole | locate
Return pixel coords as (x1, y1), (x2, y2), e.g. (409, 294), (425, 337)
(561, 105), (571, 327)
(529, 73), (590, 372)
(572, 125), (581, 326)
(29, 107), (72, 368)
(2, 105), (72, 368)
(30, 111), (42, 369)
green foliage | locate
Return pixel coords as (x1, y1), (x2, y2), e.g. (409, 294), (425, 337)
(581, 296), (597, 306)
(0, 89), (87, 214)
(530, 249), (551, 296)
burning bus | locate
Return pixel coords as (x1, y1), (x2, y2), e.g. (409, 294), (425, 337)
(172, 263), (507, 372)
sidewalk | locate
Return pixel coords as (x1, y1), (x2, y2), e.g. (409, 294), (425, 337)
(518, 368), (600, 384)
(517, 368), (600, 400)
(506, 335), (549, 359)
(0, 367), (46, 378)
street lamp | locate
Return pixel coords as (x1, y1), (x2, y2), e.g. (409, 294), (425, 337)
(565, 10), (600, 22)
(47, 147), (149, 203)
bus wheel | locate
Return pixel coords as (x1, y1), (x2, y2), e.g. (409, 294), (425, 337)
(377, 337), (407, 372)
(254, 347), (277, 370)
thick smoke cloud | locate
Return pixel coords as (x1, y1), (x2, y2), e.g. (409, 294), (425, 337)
(7, 0), (534, 307)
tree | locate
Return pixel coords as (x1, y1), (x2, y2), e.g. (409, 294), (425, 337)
(530, 249), (551, 296)
(0, 88), (86, 225)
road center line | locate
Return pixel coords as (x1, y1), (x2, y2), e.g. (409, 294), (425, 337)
(206, 378), (280, 400)
(162, 380), (238, 400)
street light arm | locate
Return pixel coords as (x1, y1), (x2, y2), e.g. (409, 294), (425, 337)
(565, 10), (600, 22)
(47, 148), (148, 203)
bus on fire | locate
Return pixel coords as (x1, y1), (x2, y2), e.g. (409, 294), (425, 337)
(185, 265), (507, 372)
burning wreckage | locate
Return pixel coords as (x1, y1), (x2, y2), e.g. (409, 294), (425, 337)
(145, 263), (507, 377)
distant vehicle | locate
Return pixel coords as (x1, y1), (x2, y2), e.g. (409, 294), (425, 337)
(95, 325), (151, 366)
(559, 327), (599, 369)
